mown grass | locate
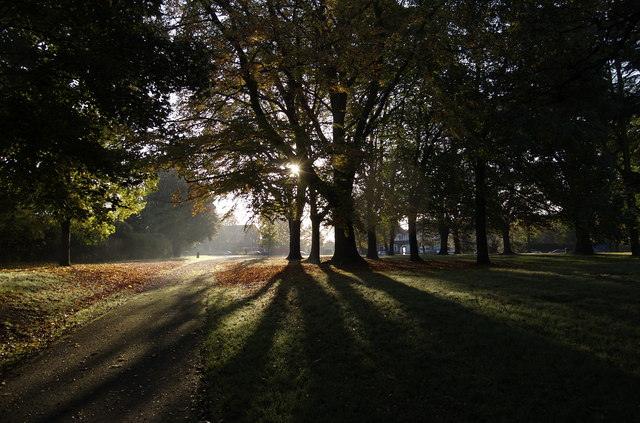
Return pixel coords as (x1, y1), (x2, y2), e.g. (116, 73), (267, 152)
(0, 261), (183, 372)
(202, 254), (640, 422)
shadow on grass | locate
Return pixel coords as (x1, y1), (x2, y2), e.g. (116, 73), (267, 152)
(1, 259), (228, 423)
(203, 261), (640, 422)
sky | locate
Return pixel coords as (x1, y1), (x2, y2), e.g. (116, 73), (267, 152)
(214, 195), (252, 225)
(214, 194), (335, 242)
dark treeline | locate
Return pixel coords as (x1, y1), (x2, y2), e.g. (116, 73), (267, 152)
(1, 1), (639, 265)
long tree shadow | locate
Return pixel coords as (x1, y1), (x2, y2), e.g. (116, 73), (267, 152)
(203, 263), (367, 422)
(432, 265), (640, 327)
(2, 282), (212, 423)
(322, 264), (640, 421)
(201, 261), (640, 421)
(492, 254), (640, 285)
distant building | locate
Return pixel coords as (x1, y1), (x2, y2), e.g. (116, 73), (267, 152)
(191, 224), (260, 254)
(391, 228), (439, 255)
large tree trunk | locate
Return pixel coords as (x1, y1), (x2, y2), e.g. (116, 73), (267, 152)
(329, 92), (363, 265)
(366, 228), (379, 259)
(438, 224), (449, 255)
(387, 225), (396, 255)
(502, 225), (515, 255)
(453, 228), (462, 254)
(58, 217), (71, 266)
(287, 218), (302, 261)
(408, 210), (422, 262)
(333, 221), (363, 265)
(574, 221), (594, 255)
(474, 158), (490, 265)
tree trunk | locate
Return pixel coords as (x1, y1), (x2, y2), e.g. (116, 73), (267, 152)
(453, 228), (462, 254)
(620, 134), (640, 256)
(366, 228), (379, 259)
(438, 224), (449, 255)
(574, 222), (594, 255)
(627, 197), (640, 257)
(288, 177), (305, 261)
(614, 59), (640, 257)
(58, 218), (71, 266)
(333, 221), (363, 265)
(287, 218), (302, 261)
(329, 91), (363, 266)
(408, 210), (422, 262)
(502, 225), (515, 255)
(387, 225), (396, 255)
(171, 240), (182, 258)
(305, 190), (322, 264)
(474, 158), (490, 265)
(307, 216), (321, 264)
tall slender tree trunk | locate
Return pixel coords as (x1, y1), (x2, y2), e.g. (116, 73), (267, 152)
(502, 225), (515, 255)
(367, 228), (379, 259)
(388, 225), (396, 255)
(438, 223), (449, 255)
(621, 150), (640, 256)
(171, 240), (182, 258)
(287, 179), (305, 261)
(474, 158), (490, 265)
(619, 130), (640, 256)
(626, 192), (640, 256)
(574, 220), (594, 255)
(287, 218), (302, 261)
(306, 192), (322, 264)
(408, 210), (422, 262)
(59, 217), (71, 266)
(453, 228), (462, 254)
(614, 59), (640, 257)
(307, 217), (321, 264)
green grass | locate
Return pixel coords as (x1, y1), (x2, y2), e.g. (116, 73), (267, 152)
(0, 261), (182, 371)
(0, 271), (89, 369)
(202, 254), (640, 421)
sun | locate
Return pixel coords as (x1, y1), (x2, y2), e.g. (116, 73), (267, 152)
(288, 163), (301, 176)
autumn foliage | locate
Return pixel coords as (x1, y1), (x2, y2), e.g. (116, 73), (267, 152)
(0, 260), (183, 371)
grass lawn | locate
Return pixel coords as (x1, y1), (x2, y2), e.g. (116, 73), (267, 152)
(203, 254), (640, 421)
(0, 260), (183, 372)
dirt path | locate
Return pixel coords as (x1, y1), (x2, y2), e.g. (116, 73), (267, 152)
(0, 257), (229, 423)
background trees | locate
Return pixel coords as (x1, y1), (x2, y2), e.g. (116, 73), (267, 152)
(127, 172), (219, 257)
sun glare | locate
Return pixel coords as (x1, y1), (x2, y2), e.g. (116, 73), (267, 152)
(288, 163), (301, 176)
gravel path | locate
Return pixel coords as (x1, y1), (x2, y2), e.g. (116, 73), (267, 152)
(0, 257), (229, 423)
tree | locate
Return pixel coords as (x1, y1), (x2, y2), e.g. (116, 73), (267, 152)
(0, 0), (194, 264)
(258, 217), (289, 256)
(129, 172), (219, 257)
(171, 0), (422, 265)
(355, 134), (388, 260)
(306, 188), (329, 264)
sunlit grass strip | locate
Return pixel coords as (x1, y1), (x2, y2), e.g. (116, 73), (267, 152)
(387, 269), (640, 376)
